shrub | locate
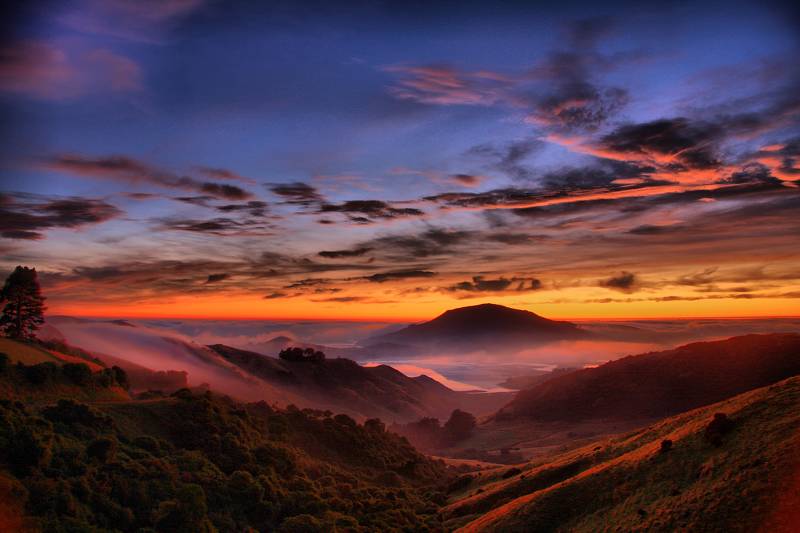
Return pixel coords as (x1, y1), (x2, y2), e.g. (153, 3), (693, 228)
(446, 474), (474, 494)
(62, 363), (93, 385)
(0, 352), (8, 372)
(87, 437), (117, 462)
(704, 413), (735, 446)
(24, 362), (59, 384)
(660, 439), (673, 453)
(503, 467), (523, 479)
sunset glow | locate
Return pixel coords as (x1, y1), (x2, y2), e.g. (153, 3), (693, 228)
(1, 1), (798, 321)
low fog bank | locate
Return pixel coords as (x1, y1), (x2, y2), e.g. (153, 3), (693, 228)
(43, 315), (800, 392)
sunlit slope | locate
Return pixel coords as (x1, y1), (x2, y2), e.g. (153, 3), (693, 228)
(0, 338), (128, 402)
(447, 376), (800, 532)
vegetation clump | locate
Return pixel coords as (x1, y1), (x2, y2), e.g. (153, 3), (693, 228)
(0, 360), (451, 531)
(279, 347), (326, 363)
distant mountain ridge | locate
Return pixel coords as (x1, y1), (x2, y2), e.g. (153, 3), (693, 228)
(366, 304), (591, 352)
(498, 333), (800, 422)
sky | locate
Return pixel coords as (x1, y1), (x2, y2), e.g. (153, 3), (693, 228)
(1, 0), (799, 320)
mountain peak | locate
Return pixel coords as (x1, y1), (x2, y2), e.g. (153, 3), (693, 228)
(368, 303), (590, 350)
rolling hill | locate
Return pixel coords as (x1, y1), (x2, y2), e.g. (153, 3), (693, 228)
(365, 304), (591, 352)
(0, 358), (452, 532)
(208, 344), (513, 422)
(444, 375), (800, 532)
(497, 333), (800, 422)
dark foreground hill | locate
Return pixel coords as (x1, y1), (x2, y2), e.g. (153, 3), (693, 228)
(0, 358), (451, 532)
(498, 333), (800, 421)
(366, 304), (591, 352)
(208, 344), (513, 422)
(444, 375), (800, 532)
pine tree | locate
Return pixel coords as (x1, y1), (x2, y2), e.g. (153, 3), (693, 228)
(0, 266), (46, 339)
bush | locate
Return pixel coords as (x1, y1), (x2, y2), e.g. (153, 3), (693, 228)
(0, 352), (8, 372)
(705, 413), (735, 446)
(660, 439), (673, 453)
(62, 363), (93, 385)
(24, 362), (59, 384)
(503, 467), (523, 479)
(87, 437), (117, 462)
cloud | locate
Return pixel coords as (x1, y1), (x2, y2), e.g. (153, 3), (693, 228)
(215, 201), (268, 217)
(600, 271), (637, 292)
(268, 182), (324, 206)
(365, 270), (436, 283)
(445, 275), (542, 293)
(263, 292), (288, 299)
(312, 296), (366, 303)
(597, 118), (722, 170)
(199, 183), (251, 201)
(319, 200), (425, 222)
(467, 139), (543, 181)
(450, 174), (485, 187)
(383, 64), (511, 105)
(159, 217), (272, 236)
(384, 17), (631, 134)
(59, 0), (206, 43)
(0, 40), (142, 100)
(318, 247), (372, 259)
(194, 166), (256, 184)
(0, 193), (121, 240)
(205, 273), (229, 283)
(365, 228), (474, 259)
(47, 154), (255, 200)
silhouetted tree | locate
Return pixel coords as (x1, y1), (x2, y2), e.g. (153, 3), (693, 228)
(443, 409), (476, 443)
(0, 266), (46, 339)
(279, 347), (326, 363)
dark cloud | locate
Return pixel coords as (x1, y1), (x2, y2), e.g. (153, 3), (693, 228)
(268, 182), (324, 206)
(318, 247), (372, 258)
(446, 275), (542, 293)
(205, 273), (229, 283)
(365, 269), (436, 283)
(263, 292), (288, 299)
(599, 118), (722, 169)
(365, 228), (474, 259)
(159, 217), (272, 236)
(200, 182), (251, 200)
(215, 200), (268, 217)
(450, 174), (483, 186)
(600, 271), (637, 292)
(194, 166), (254, 184)
(319, 200), (424, 222)
(0, 193), (121, 240)
(467, 139), (542, 181)
(47, 154), (255, 200)
(313, 296), (366, 303)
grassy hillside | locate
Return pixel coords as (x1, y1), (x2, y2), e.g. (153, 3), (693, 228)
(0, 343), (129, 403)
(0, 338), (63, 365)
(445, 375), (800, 532)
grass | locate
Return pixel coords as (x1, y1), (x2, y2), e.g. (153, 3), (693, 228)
(0, 338), (60, 365)
(449, 376), (800, 532)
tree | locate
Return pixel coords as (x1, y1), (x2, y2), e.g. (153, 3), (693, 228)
(443, 409), (476, 443)
(0, 266), (46, 340)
